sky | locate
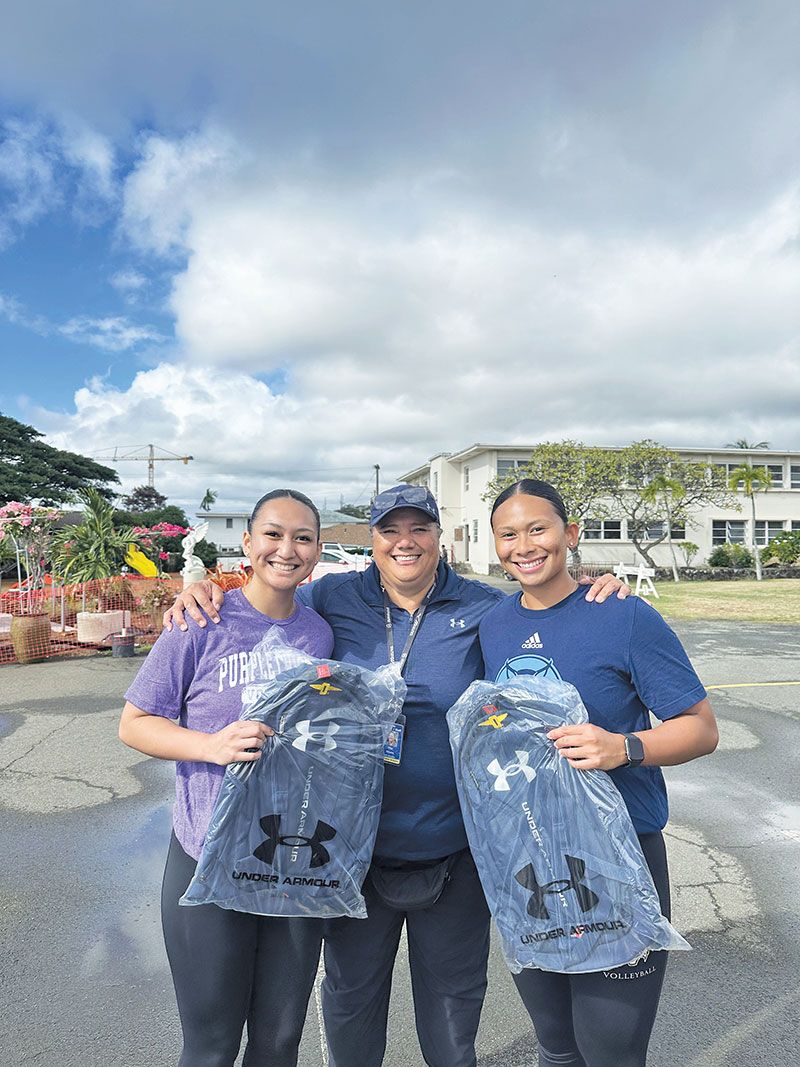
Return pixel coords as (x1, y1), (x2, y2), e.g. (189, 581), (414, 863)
(0, 1), (798, 513)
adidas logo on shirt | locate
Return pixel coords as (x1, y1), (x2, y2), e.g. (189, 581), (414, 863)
(521, 632), (543, 650)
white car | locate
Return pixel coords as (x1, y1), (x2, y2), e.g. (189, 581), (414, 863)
(302, 550), (366, 584)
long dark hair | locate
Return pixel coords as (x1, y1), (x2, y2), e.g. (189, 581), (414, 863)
(247, 489), (321, 536)
(490, 478), (569, 527)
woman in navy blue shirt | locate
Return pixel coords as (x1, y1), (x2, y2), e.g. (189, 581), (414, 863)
(480, 478), (718, 1067)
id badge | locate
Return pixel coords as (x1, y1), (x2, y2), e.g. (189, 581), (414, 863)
(384, 714), (406, 765)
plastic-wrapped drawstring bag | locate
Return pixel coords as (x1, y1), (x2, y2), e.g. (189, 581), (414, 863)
(447, 675), (689, 973)
(181, 630), (405, 918)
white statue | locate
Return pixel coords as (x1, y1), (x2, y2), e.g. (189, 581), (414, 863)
(181, 522), (210, 585)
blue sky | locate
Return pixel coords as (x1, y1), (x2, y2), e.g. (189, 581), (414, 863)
(0, 1), (798, 510)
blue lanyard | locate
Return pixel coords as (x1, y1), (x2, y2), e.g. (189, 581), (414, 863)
(382, 584), (436, 675)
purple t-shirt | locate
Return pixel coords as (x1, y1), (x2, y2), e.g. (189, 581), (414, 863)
(125, 588), (334, 859)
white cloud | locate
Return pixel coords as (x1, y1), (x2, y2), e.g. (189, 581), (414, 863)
(0, 115), (116, 245)
(0, 291), (165, 353)
(110, 269), (148, 296)
(58, 315), (166, 351)
(0, 117), (61, 246)
(120, 128), (240, 257)
(34, 364), (430, 510)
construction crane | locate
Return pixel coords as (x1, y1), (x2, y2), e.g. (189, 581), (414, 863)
(92, 444), (194, 488)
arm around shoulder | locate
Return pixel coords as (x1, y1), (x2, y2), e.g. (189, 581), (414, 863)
(163, 579), (226, 631)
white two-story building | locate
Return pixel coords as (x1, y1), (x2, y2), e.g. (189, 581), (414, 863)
(194, 507), (368, 561)
(402, 444), (800, 574)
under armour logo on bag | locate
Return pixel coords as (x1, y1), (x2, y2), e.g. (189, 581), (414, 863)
(291, 720), (340, 751)
(515, 854), (599, 920)
(254, 815), (336, 868)
(487, 750), (536, 791)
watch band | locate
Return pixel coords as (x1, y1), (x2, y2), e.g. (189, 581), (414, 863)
(623, 733), (645, 767)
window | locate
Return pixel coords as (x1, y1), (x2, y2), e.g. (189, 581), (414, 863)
(791, 466), (800, 489)
(792, 521), (800, 532)
(432, 472), (439, 497)
(472, 519), (478, 543)
(644, 521), (686, 541)
(767, 464), (784, 488)
(496, 458), (524, 479)
(464, 466), (470, 492)
(583, 519), (622, 541)
(754, 520), (786, 546)
(712, 520), (746, 545)
(225, 518), (233, 529)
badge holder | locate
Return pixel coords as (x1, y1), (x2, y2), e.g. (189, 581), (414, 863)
(384, 713), (406, 765)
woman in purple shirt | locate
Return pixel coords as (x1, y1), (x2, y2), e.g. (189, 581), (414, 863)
(119, 489), (333, 1067)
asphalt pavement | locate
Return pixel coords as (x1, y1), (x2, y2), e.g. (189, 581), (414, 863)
(1, 617), (798, 1066)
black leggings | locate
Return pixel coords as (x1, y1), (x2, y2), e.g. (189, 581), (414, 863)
(512, 832), (671, 1067)
(161, 833), (324, 1067)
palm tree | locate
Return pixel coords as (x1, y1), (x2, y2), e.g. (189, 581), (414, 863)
(200, 488), (218, 512)
(51, 488), (139, 582)
(642, 475), (684, 582)
(727, 465), (771, 580)
(726, 438), (769, 450)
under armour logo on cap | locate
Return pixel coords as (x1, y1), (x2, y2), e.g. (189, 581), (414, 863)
(515, 854), (599, 921)
(254, 814), (337, 869)
(487, 750), (536, 791)
(291, 720), (340, 752)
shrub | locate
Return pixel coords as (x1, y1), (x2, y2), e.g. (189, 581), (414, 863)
(677, 541), (700, 567)
(763, 531), (800, 565)
(708, 543), (754, 568)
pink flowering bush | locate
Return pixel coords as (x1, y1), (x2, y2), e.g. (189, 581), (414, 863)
(0, 502), (62, 595)
(131, 521), (189, 573)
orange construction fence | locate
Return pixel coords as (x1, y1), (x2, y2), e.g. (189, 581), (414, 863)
(0, 575), (183, 665)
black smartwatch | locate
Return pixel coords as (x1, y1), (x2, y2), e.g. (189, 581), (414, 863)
(623, 734), (645, 767)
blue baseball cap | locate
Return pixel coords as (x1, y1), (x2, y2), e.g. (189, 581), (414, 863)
(370, 484), (440, 527)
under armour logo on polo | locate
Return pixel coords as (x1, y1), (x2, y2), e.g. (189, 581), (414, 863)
(515, 854), (599, 920)
(450, 617), (466, 628)
(254, 815), (336, 869)
(309, 682), (342, 695)
(291, 720), (340, 752)
(487, 750), (536, 790)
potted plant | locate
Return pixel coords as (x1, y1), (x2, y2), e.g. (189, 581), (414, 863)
(51, 490), (141, 644)
(0, 501), (61, 663)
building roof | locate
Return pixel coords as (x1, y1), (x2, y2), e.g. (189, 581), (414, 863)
(195, 507), (368, 524)
(319, 522), (372, 547)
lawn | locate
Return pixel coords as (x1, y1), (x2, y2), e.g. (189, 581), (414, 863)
(647, 578), (800, 624)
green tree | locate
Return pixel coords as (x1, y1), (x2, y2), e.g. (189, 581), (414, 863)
(484, 441), (621, 565)
(727, 463), (771, 580)
(339, 503), (370, 520)
(607, 441), (738, 569)
(51, 488), (140, 582)
(200, 488), (218, 511)
(122, 485), (167, 512)
(641, 475), (684, 581)
(0, 412), (119, 505)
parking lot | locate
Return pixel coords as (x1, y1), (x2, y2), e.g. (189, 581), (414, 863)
(1, 618), (798, 1066)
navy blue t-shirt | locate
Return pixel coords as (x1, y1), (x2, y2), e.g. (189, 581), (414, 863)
(298, 562), (503, 860)
(478, 586), (707, 834)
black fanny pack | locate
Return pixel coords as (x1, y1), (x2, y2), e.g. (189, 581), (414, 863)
(368, 850), (464, 911)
